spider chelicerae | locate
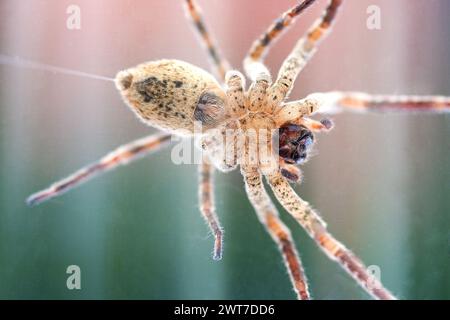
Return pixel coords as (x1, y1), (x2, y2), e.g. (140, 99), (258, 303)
(26, 0), (450, 300)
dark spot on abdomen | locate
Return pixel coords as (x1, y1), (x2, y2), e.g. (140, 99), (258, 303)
(136, 76), (168, 103)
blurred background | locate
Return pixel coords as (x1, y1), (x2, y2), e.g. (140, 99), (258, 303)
(0, 0), (449, 299)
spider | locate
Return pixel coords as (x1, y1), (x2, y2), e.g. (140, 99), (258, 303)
(26, 0), (449, 300)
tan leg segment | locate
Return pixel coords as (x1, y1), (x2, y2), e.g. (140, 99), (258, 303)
(26, 133), (172, 206)
(242, 167), (310, 300)
(225, 71), (247, 116)
(248, 78), (270, 112)
(199, 156), (223, 260)
(183, 0), (230, 81)
(267, 172), (397, 300)
(306, 91), (450, 114)
(270, 0), (343, 106)
(274, 97), (321, 125)
(244, 0), (317, 79)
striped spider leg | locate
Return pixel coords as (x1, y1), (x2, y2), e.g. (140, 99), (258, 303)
(198, 156), (223, 260)
(244, 0), (317, 83)
(242, 167), (310, 300)
(27, 133), (172, 206)
(304, 91), (450, 114)
(266, 172), (397, 300)
(184, 0), (230, 260)
(184, 0), (230, 81)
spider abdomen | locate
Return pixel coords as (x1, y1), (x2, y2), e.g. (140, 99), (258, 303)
(115, 59), (226, 135)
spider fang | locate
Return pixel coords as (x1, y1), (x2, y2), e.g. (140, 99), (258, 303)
(278, 124), (314, 164)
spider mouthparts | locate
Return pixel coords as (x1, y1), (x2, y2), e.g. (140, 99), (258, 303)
(279, 124), (314, 165)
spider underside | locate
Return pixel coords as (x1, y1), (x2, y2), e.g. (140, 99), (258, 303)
(27, 0), (450, 300)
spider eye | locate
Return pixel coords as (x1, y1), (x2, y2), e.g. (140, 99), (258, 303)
(278, 124), (314, 164)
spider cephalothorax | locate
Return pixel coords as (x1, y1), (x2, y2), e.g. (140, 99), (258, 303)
(27, 0), (450, 300)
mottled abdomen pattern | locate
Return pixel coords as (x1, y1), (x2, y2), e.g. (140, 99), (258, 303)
(115, 59), (225, 135)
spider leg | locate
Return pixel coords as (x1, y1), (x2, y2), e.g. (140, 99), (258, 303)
(183, 0), (230, 81)
(26, 133), (172, 206)
(267, 172), (397, 300)
(274, 97), (334, 133)
(199, 156), (224, 260)
(242, 167), (310, 300)
(274, 97), (323, 125)
(244, 0), (318, 81)
(306, 91), (450, 114)
(225, 71), (247, 116)
(248, 77), (271, 113)
(270, 0), (344, 108)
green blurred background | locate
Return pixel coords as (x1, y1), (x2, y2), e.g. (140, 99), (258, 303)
(0, 0), (449, 299)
